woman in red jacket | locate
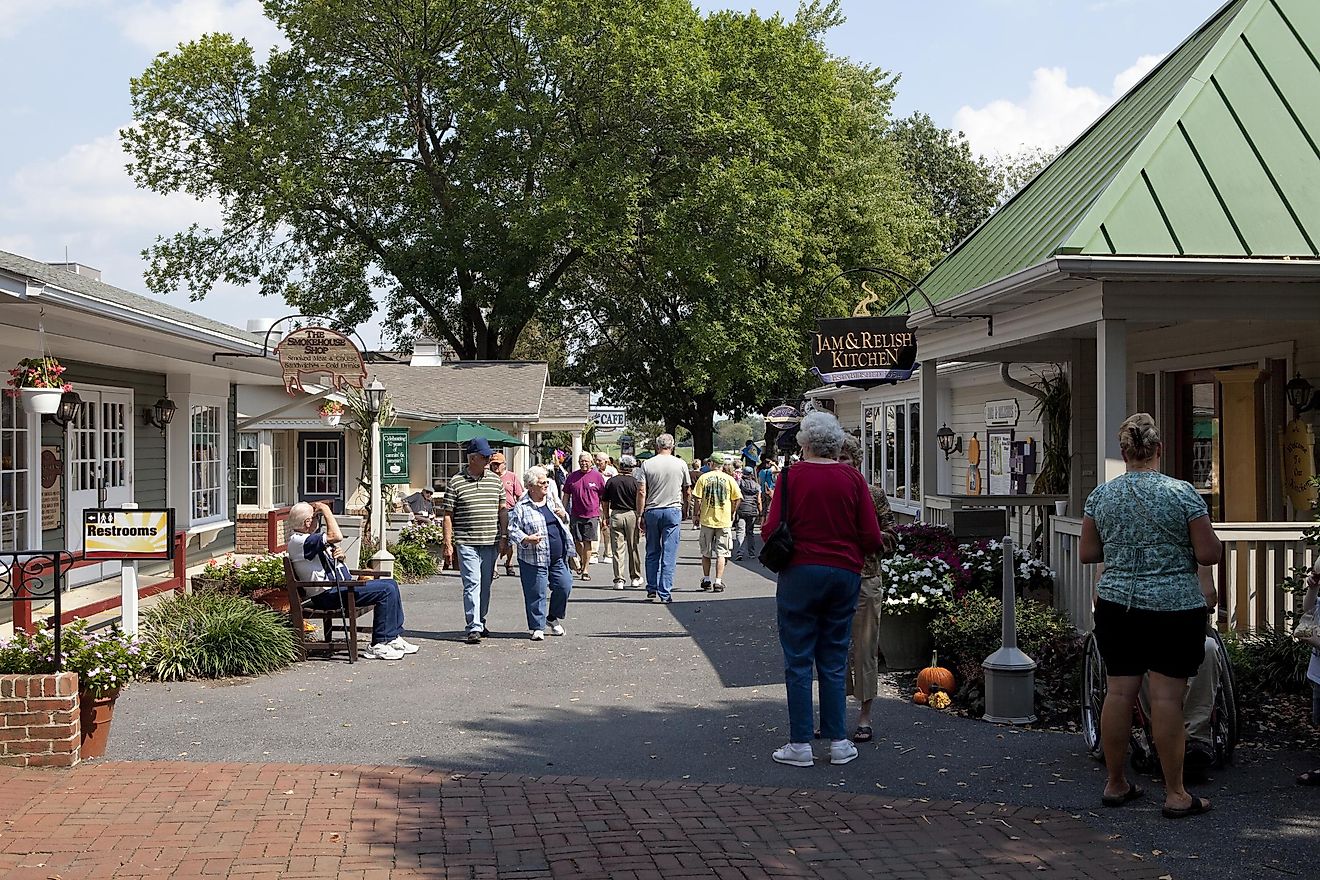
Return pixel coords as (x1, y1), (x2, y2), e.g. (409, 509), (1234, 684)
(762, 411), (885, 768)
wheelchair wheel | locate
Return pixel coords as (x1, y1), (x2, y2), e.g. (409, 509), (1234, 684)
(1080, 632), (1106, 759)
(1209, 629), (1238, 764)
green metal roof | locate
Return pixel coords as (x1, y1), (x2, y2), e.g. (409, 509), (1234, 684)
(913, 0), (1320, 308)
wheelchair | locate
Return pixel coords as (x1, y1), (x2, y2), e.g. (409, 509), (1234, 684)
(1080, 624), (1238, 775)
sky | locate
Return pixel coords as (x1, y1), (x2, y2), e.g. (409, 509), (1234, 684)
(0, 0), (1227, 346)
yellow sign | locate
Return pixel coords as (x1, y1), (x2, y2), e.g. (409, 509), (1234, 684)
(1281, 419), (1317, 512)
(83, 509), (175, 560)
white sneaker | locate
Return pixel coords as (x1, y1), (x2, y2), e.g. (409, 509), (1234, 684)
(589, 553), (599, 564)
(772, 743), (814, 767)
(363, 643), (404, 660)
(388, 636), (420, 655)
(830, 739), (858, 765)
(530, 630), (545, 641)
(548, 621), (565, 636)
(631, 577), (643, 588)
(613, 579), (626, 590)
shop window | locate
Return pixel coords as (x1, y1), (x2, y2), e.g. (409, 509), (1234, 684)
(430, 444), (465, 490)
(190, 404), (225, 522)
(865, 398), (921, 509)
(271, 433), (289, 506)
(237, 432), (259, 506)
(0, 396), (29, 551)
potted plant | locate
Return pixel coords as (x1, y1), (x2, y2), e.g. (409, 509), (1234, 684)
(237, 554), (291, 613)
(191, 554), (240, 594)
(6, 355), (72, 414)
(318, 399), (345, 426)
(0, 620), (146, 759)
(876, 554), (955, 670)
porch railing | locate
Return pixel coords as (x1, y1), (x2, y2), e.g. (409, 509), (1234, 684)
(1048, 518), (1316, 634)
(924, 494), (1067, 559)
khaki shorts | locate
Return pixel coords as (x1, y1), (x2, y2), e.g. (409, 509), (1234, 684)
(699, 525), (732, 558)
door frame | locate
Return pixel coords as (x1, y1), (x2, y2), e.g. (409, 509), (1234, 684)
(65, 384), (135, 584)
(297, 432), (346, 514)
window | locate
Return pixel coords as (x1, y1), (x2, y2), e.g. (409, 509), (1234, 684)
(303, 438), (341, 496)
(430, 444), (465, 490)
(865, 398), (921, 508)
(0, 396), (29, 551)
(271, 433), (289, 506)
(237, 432), (259, 506)
(190, 404), (224, 522)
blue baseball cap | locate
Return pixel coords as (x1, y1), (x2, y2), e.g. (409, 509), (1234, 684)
(464, 437), (494, 457)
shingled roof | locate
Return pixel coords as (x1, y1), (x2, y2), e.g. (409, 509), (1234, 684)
(910, 0), (1320, 308)
(369, 361), (550, 420)
(539, 385), (591, 422)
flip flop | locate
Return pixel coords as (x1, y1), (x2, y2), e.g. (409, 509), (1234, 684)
(1162, 796), (1212, 819)
(1298, 770), (1320, 786)
(850, 725), (873, 744)
(1101, 783), (1144, 807)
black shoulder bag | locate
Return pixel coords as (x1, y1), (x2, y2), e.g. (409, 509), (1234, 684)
(758, 466), (795, 573)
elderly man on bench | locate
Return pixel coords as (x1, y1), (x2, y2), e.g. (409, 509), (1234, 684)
(286, 501), (418, 661)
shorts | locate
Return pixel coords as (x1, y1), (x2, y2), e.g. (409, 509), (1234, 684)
(569, 517), (599, 542)
(699, 525), (732, 558)
(1093, 598), (1207, 679)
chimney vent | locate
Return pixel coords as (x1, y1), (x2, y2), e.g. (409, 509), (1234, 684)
(410, 337), (444, 367)
(246, 318), (285, 344)
(47, 262), (101, 281)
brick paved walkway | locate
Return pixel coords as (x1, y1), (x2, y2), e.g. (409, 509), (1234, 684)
(0, 761), (1165, 879)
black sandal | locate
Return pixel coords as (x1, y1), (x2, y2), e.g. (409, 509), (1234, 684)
(1162, 796), (1212, 819)
(1101, 783), (1144, 807)
(850, 725), (873, 743)
(1297, 770), (1320, 786)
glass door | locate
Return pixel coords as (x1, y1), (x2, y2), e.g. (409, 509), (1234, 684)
(66, 388), (134, 585)
(1171, 370), (1221, 521)
(298, 433), (344, 514)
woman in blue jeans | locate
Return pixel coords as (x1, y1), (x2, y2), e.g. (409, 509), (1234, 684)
(507, 466), (577, 641)
(761, 412), (885, 767)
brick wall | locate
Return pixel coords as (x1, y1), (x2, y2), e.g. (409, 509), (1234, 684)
(236, 513), (270, 554)
(0, 673), (80, 768)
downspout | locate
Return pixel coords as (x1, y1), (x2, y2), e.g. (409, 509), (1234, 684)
(1001, 364), (1046, 405)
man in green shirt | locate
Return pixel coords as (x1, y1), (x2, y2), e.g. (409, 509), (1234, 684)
(442, 437), (509, 644)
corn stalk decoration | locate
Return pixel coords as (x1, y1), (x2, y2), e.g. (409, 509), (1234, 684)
(1030, 369), (1071, 496)
(343, 387), (397, 544)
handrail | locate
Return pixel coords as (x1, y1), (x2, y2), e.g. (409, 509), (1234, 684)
(267, 506), (292, 553)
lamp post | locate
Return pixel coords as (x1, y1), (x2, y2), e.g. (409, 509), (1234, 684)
(364, 378), (393, 576)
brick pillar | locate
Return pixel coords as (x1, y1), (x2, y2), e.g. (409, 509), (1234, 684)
(0, 673), (81, 767)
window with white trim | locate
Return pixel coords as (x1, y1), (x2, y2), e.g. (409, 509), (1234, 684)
(190, 404), (224, 522)
(237, 432), (259, 506)
(864, 398), (921, 507)
(271, 432), (289, 507)
(0, 396), (30, 551)
(430, 444), (464, 490)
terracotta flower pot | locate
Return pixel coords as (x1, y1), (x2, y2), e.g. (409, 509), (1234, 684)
(250, 586), (291, 614)
(79, 688), (120, 760)
(20, 387), (63, 415)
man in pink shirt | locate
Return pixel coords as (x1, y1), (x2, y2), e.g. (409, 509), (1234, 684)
(562, 452), (607, 579)
(490, 451), (524, 577)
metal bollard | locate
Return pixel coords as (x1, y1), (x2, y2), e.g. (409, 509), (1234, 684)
(982, 536), (1037, 724)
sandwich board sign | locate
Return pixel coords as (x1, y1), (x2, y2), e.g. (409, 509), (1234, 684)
(83, 508), (175, 560)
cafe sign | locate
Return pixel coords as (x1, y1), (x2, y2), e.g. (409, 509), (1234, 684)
(810, 316), (917, 387)
(83, 508), (175, 560)
(380, 427), (411, 485)
(275, 326), (367, 395)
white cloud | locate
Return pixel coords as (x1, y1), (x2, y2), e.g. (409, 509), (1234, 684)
(953, 53), (1163, 157)
(0, 0), (85, 39)
(112, 0), (284, 53)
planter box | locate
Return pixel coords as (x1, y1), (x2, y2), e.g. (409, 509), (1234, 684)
(0, 673), (81, 767)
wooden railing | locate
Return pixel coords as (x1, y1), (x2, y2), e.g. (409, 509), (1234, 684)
(267, 507), (292, 553)
(13, 531), (188, 630)
(924, 494), (1067, 558)
(1048, 518), (1316, 634)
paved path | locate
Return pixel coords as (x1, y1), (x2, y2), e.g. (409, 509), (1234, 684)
(9, 528), (1315, 877)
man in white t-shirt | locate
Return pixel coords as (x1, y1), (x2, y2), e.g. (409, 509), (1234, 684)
(635, 433), (691, 604)
(286, 501), (419, 661)
(594, 453), (619, 561)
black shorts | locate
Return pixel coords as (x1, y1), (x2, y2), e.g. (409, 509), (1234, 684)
(1093, 598), (1207, 679)
(569, 517), (599, 542)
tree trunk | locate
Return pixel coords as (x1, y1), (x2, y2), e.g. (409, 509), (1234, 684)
(690, 395), (717, 460)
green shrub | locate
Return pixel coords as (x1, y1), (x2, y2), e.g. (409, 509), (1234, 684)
(141, 593), (297, 681)
(930, 592), (1084, 723)
(236, 554), (285, 594)
(390, 541), (438, 582)
(1223, 627), (1311, 696)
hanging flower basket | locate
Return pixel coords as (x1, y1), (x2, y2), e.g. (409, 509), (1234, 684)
(7, 356), (72, 414)
(318, 399), (345, 427)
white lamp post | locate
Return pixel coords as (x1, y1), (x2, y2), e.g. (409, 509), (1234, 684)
(364, 378), (393, 576)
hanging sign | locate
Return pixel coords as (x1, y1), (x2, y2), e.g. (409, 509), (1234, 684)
(765, 405), (800, 429)
(590, 408), (627, 432)
(810, 316), (917, 387)
(274, 326), (366, 395)
(83, 508), (175, 560)
(40, 446), (61, 530)
(985, 399), (1020, 427)
(1281, 419), (1317, 511)
(380, 427), (411, 485)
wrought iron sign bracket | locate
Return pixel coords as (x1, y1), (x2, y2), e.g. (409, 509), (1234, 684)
(817, 267), (994, 337)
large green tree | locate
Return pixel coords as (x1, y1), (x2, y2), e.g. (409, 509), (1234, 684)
(123, 0), (701, 359)
(568, 4), (937, 457)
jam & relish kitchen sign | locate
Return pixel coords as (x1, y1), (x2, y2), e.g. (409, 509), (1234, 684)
(810, 317), (917, 387)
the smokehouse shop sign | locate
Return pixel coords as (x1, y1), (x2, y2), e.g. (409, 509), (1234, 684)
(811, 317), (917, 387)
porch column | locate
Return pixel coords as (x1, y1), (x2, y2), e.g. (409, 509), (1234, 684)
(920, 358), (939, 508)
(517, 429), (532, 477)
(1096, 320), (1127, 484)
(571, 431), (583, 462)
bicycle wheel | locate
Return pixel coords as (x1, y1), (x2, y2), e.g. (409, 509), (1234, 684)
(1210, 629), (1238, 764)
(1080, 632), (1106, 759)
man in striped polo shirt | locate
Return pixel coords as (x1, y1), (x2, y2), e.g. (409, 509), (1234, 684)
(442, 437), (509, 644)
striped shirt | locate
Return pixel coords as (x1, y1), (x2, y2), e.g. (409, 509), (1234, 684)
(441, 468), (504, 546)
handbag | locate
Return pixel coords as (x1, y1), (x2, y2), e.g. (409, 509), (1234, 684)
(758, 466), (795, 573)
(1293, 609), (1320, 650)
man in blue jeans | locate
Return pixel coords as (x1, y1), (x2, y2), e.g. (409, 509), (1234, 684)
(442, 437), (509, 643)
(286, 501), (417, 661)
(635, 433), (691, 603)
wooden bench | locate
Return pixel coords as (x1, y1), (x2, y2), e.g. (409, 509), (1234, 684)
(282, 557), (375, 662)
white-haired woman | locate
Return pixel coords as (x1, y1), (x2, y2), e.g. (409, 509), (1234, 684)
(1081, 413), (1222, 818)
(762, 411), (885, 768)
(507, 465), (576, 640)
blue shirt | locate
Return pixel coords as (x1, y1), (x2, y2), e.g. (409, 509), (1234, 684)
(507, 493), (577, 568)
(758, 468), (777, 493)
(1083, 471), (1209, 611)
(539, 503), (566, 562)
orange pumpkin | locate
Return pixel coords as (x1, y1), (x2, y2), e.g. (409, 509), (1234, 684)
(912, 691), (929, 705)
(916, 652), (955, 695)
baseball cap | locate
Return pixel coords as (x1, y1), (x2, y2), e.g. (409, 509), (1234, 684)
(464, 437), (494, 457)
(420, 486), (434, 495)
(620, 454), (637, 468)
(709, 452), (725, 464)
(742, 466), (753, 475)
(489, 451), (506, 464)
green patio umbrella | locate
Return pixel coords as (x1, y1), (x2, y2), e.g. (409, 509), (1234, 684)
(410, 418), (526, 446)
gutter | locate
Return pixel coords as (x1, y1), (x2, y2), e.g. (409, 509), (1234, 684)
(907, 260), (1066, 328)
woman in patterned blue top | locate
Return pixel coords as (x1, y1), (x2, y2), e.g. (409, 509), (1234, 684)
(1081, 413), (1222, 819)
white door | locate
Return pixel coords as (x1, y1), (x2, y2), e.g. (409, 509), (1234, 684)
(66, 389), (134, 585)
